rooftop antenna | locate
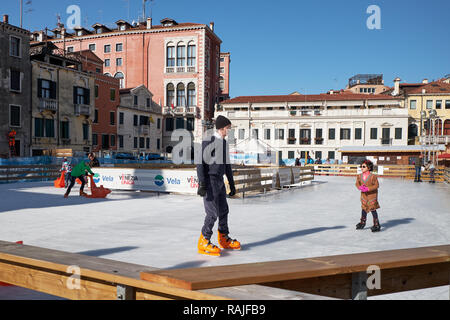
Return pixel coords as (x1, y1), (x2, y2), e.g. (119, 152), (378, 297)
(123, 0), (130, 21)
(143, 0), (155, 21)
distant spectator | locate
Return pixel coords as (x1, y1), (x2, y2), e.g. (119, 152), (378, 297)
(88, 152), (100, 168)
(325, 158), (331, 164)
(307, 156), (314, 164)
(413, 156), (423, 182)
(295, 157), (300, 166)
(314, 158), (322, 164)
(425, 161), (435, 183)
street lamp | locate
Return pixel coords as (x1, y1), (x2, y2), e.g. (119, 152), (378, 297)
(428, 109), (439, 166)
(420, 110), (427, 160)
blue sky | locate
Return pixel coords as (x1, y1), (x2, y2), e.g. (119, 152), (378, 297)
(2, 0), (450, 97)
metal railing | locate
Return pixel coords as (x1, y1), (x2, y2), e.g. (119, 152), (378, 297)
(38, 98), (58, 112)
(74, 104), (91, 116)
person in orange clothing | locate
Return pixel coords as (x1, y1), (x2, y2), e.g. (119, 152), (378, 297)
(355, 160), (381, 232)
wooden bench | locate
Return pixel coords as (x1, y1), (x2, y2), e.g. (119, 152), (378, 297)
(141, 245), (450, 300)
(0, 240), (227, 300)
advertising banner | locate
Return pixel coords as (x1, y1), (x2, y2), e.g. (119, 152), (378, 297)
(90, 168), (199, 194)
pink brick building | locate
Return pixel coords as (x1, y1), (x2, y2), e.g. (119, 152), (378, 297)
(46, 18), (223, 152)
(219, 52), (231, 102)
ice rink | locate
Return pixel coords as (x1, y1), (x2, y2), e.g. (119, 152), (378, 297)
(0, 175), (449, 299)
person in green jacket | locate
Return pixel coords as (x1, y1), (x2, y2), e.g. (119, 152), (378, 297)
(64, 160), (94, 198)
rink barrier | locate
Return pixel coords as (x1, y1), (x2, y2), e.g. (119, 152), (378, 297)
(309, 164), (446, 182)
(231, 166), (314, 197)
(0, 164), (60, 183)
(140, 244), (450, 300)
(0, 240), (228, 300)
(444, 168), (450, 184)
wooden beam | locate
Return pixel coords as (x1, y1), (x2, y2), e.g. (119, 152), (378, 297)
(0, 241), (228, 300)
(140, 245), (450, 291)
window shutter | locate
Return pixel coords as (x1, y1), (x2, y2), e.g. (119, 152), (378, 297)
(73, 87), (78, 104)
(37, 79), (42, 98)
(50, 81), (56, 99)
(84, 88), (90, 105)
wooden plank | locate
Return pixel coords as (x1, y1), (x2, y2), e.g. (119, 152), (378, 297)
(0, 241), (227, 300)
(236, 184), (272, 194)
(140, 245), (450, 290)
(234, 176), (272, 185)
(261, 262), (450, 299)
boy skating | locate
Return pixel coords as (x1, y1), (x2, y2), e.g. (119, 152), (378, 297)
(196, 115), (240, 256)
(64, 160), (94, 198)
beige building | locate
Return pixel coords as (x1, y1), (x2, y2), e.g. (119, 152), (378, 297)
(382, 77), (450, 152)
(117, 85), (162, 156)
(30, 43), (95, 156)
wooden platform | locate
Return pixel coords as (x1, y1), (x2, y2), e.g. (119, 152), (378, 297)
(141, 245), (450, 299)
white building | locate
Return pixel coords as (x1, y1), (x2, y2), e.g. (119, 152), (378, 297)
(117, 85), (162, 157)
(216, 92), (408, 162)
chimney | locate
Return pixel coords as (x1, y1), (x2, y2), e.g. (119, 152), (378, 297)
(393, 77), (401, 96)
(209, 22), (214, 32)
(422, 78), (428, 84)
(329, 90), (334, 95)
(146, 17), (152, 29)
(3, 15), (8, 24)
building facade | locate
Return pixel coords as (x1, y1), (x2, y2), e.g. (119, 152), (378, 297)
(44, 18), (223, 150)
(219, 52), (230, 102)
(77, 50), (121, 156)
(383, 77), (450, 153)
(117, 85), (162, 156)
(0, 15), (31, 157)
(30, 43), (95, 156)
(217, 92), (407, 162)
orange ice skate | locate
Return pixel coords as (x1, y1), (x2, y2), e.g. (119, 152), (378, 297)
(198, 234), (221, 256)
(218, 231), (241, 250)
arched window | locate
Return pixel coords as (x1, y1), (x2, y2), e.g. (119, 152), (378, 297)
(114, 72), (125, 89)
(104, 73), (111, 77)
(177, 83), (185, 107)
(444, 119), (450, 136)
(176, 42), (185, 67)
(408, 124), (418, 139)
(166, 83), (175, 107)
(166, 43), (175, 67)
(187, 42), (196, 67)
(187, 83), (196, 107)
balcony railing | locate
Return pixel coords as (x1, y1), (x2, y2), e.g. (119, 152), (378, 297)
(314, 137), (324, 145)
(419, 135), (450, 144)
(287, 137), (296, 145)
(38, 98), (58, 112)
(300, 138), (311, 145)
(74, 104), (91, 116)
(176, 67), (185, 73)
(166, 67), (175, 73)
(61, 138), (71, 145)
(163, 106), (196, 115)
(187, 67), (196, 73)
(380, 138), (393, 145)
(140, 126), (149, 135)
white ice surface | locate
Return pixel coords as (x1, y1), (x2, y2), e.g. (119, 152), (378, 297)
(0, 176), (449, 299)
